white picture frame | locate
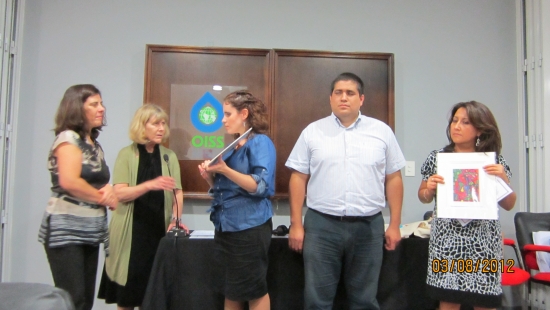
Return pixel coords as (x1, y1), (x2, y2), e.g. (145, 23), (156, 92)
(436, 152), (498, 220)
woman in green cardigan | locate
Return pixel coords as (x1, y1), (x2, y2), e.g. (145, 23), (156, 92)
(98, 104), (188, 310)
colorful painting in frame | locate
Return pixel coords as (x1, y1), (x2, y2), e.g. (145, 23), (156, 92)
(436, 152), (498, 220)
(453, 169), (480, 202)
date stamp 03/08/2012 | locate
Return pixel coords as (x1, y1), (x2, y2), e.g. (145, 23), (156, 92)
(431, 259), (515, 274)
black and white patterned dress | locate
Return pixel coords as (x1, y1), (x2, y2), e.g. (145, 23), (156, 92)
(421, 149), (511, 308)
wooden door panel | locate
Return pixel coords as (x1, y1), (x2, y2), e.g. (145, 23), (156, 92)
(272, 50), (394, 197)
(144, 45), (271, 197)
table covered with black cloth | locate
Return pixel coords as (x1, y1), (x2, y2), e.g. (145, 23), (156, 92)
(142, 232), (437, 310)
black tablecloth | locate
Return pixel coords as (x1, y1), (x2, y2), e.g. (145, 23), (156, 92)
(142, 232), (437, 310)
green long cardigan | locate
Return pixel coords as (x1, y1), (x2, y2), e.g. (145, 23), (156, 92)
(105, 143), (182, 285)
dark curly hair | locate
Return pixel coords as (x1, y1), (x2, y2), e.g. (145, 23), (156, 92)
(53, 84), (105, 141)
(443, 101), (502, 155)
(223, 90), (269, 138)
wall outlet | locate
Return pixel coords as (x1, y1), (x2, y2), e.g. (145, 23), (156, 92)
(405, 161), (415, 177)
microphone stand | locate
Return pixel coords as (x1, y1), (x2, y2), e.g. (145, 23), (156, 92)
(163, 154), (187, 237)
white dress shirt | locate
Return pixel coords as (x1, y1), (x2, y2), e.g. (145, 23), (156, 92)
(285, 113), (405, 216)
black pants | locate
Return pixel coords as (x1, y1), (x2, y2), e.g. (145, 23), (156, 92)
(44, 244), (99, 310)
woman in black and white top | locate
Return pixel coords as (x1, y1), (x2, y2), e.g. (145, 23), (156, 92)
(38, 84), (118, 310)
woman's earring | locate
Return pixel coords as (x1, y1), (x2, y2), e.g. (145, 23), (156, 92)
(475, 136), (480, 147)
(243, 121), (246, 128)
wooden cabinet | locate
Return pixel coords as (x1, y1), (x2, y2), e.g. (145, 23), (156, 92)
(144, 45), (394, 198)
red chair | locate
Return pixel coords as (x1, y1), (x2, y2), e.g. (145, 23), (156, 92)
(514, 212), (550, 306)
(522, 243), (550, 283)
(501, 238), (530, 286)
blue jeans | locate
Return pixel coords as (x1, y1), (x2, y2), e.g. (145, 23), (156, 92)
(303, 209), (384, 310)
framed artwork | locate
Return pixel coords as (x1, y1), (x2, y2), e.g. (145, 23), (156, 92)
(436, 152), (498, 220)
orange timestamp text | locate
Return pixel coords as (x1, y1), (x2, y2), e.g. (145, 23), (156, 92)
(432, 259), (515, 273)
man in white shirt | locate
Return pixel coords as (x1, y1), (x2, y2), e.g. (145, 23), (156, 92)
(285, 72), (405, 309)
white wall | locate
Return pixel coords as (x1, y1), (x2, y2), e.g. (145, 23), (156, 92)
(5, 0), (519, 308)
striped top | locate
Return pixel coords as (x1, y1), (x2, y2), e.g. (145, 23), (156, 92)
(285, 113), (406, 216)
(38, 130), (110, 250)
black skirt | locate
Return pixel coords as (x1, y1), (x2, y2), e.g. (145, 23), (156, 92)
(214, 219), (273, 301)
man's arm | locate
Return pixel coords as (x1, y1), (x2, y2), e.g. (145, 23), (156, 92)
(288, 170), (309, 253)
(384, 170), (403, 250)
